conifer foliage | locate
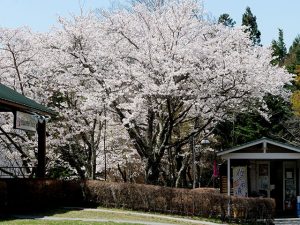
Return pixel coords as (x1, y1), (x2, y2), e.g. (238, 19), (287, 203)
(218, 13), (236, 27)
(242, 7), (261, 46)
(271, 29), (287, 66)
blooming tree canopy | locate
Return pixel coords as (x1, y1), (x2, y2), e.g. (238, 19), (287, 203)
(0, 0), (292, 184)
(90, 0), (292, 183)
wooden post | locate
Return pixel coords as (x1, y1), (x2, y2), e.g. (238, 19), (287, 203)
(37, 121), (46, 178)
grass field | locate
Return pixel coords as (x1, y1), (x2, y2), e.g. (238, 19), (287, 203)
(0, 220), (139, 225)
(0, 207), (225, 225)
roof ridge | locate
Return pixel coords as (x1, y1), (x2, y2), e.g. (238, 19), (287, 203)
(0, 83), (56, 115)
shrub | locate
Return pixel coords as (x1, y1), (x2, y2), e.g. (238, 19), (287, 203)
(83, 180), (275, 223)
(0, 179), (275, 224)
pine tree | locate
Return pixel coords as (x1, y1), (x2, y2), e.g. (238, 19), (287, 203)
(271, 29), (287, 66)
(284, 35), (300, 115)
(285, 35), (300, 75)
(218, 13), (236, 27)
(242, 7), (261, 46)
(214, 95), (291, 149)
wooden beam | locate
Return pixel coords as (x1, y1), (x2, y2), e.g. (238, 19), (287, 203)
(37, 121), (46, 178)
(263, 141), (267, 153)
(0, 98), (54, 116)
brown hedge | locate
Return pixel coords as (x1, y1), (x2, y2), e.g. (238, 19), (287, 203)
(0, 179), (275, 223)
(83, 180), (275, 223)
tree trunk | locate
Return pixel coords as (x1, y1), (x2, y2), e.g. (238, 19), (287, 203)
(118, 164), (127, 182)
(175, 153), (190, 188)
(145, 159), (161, 185)
(91, 146), (96, 179)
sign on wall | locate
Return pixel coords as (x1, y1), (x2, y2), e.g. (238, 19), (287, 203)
(258, 163), (269, 190)
(233, 166), (248, 197)
(14, 111), (37, 132)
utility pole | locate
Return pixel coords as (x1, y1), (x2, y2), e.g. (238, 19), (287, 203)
(192, 136), (196, 189)
(103, 105), (107, 181)
(193, 139), (210, 188)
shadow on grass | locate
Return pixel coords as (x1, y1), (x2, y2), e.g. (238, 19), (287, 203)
(0, 205), (96, 222)
(0, 178), (99, 222)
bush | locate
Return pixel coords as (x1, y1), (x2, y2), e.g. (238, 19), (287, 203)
(0, 179), (275, 224)
(83, 180), (275, 223)
(230, 196), (275, 224)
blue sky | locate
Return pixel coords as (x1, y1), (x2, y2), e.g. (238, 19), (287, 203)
(0, 0), (298, 48)
(204, 0), (299, 49)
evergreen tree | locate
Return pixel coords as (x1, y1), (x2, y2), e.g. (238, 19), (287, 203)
(214, 95), (292, 149)
(284, 35), (300, 115)
(242, 7), (261, 45)
(271, 29), (287, 66)
(218, 13), (236, 27)
(285, 35), (300, 75)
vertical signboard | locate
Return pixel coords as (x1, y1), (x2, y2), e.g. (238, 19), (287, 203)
(258, 163), (269, 190)
(233, 166), (248, 197)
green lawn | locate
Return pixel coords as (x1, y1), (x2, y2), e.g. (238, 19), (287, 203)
(0, 220), (138, 225)
(0, 207), (225, 225)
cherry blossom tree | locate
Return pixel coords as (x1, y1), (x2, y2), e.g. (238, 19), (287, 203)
(94, 0), (292, 184)
(32, 14), (141, 180)
(0, 28), (44, 177)
(0, 0), (292, 185)
(33, 0), (291, 184)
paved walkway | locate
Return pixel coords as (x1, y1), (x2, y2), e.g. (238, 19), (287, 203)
(274, 218), (300, 224)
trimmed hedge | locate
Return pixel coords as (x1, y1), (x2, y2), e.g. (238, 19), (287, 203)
(84, 181), (275, 223)
(0, 179), (275, 224)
